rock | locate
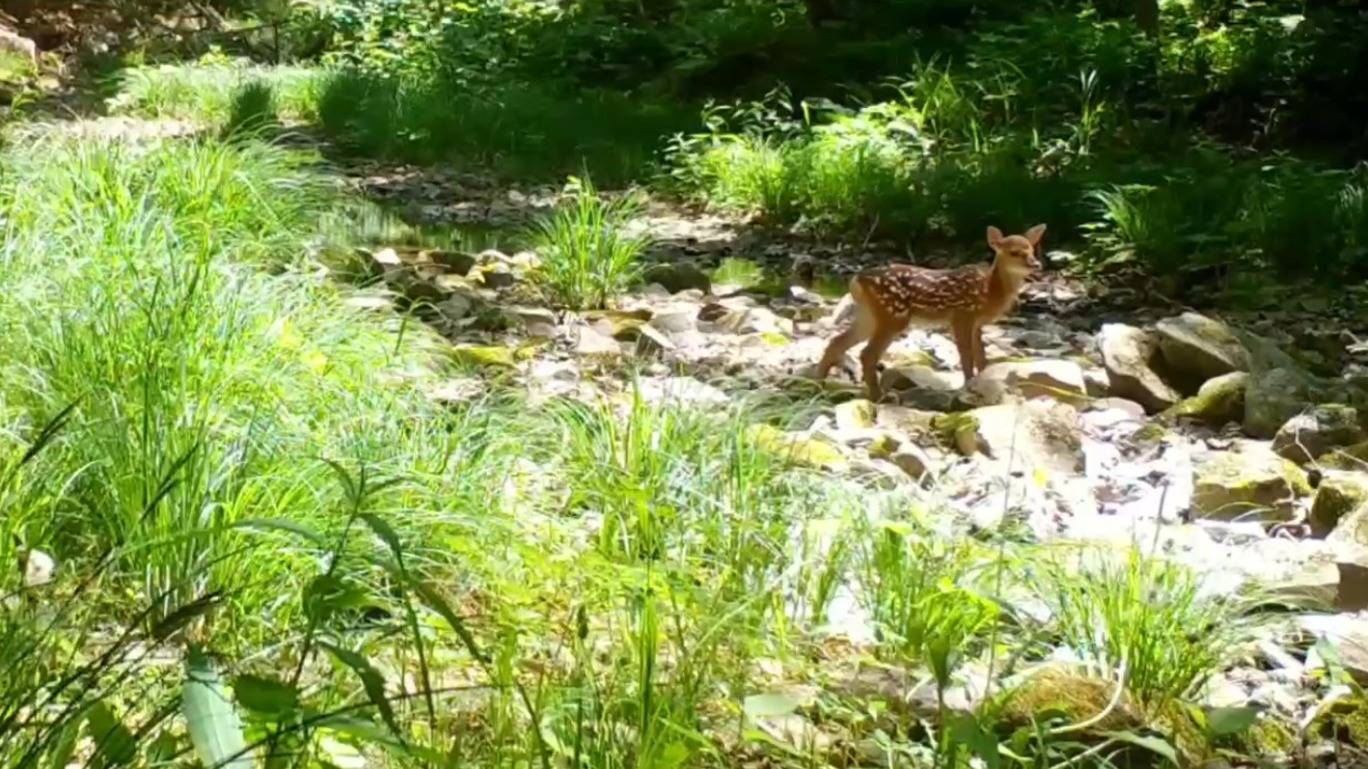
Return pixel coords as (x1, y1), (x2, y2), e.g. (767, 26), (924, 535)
(1298, 614), (1368, 684)
(747, 424), (846, 471)
(591, 313), (647, 341)
(643, 263), (711, 295)
(1086, 398), (1147, 421)
(1331, 544), (1368, 613)
(880, 366), (963, 393)
(866, 432), (901, 459)
(425, 378), (483, 405)
(1097, 324), (1180, 413)
(647, 309), (697, 335)
(951, 401), (1084, 476)
(633, 324), (676, 355)
(1310, 472), (1368, 537)
(0, 28), (39, 65)
(384, 266), (446, 304)
(971, 360), (1087, 405)
(472, 261), (516, 289)
(1171, 371), (1248, 426)
(1243, 368), (1316, 439)
(849, 459), (911, 489)
(1191, 445), (1311, 522)
(1272, 404), (1365, 464)
(835, 399), (877, 432)
(710, 307), (791, 336)
(343, 292), (395, 312)
(371, 246), (403, 269)
(1155, 312), (1251, 391)
(636, 376), (728, 406)
(890, 445), (934, 481)
(573, 325), (621, 358)
(1322, 441), (1368, 471)
(450, 345), (516, 369)
(1081, 367), (1110, 398)
(502, 305), (558, 329)
(424, 249), (477, 274)
(433, 294), (473, 324)
(21, 548), (54, 587)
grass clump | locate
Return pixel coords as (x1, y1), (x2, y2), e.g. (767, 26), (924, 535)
(1029, 546), (1247, 713)
(530, 176), (652, 310)
(108, 60), (322, 125)
(222, 79), (282, 140)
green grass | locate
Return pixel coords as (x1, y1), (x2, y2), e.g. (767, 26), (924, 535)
(529, 176), (652, 310)
(108, 61), (323, 124)
(1028, 546), (1249, 713)
(0, 109), (1282, 769)
(312, 68), (696, 184)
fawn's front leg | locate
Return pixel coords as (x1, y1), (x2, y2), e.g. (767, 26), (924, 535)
(860, 326), (899, 402)
(952, 315), (978, 381)
(817, 305), (873, 381)
(971, 323), (988, 375)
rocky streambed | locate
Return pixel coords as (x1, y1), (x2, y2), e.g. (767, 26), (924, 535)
(349, 217), (1368, 753)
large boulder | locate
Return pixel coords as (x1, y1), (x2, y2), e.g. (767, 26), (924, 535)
(1170, 371), (1248, 426)
(1097, 324), (1180, 413)
(950, 400), (1084, 476)
(970, 360), (1088, 406)
(1191, 445), (1311, 522)
(1154, 312), (1251, 392)
(1243, 367), (1317, 439)
(1271, 404), (1365, 464)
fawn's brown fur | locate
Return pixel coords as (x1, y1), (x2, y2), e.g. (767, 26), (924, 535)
(817, 224), (1046, 401)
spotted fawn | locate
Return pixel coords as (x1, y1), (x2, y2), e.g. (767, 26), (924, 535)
(816, 224), (1046, 401)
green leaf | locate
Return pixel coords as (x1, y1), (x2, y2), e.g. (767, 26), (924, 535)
(742, 693), (802, 719)
(87, 702), (136, 769)
(1205, 706), (1260, 736)
(358, 513), (404, 565)
(152, 592), (223, 642)
(1101, 730), (1179, 764)
(45, 717), (81, 769)
(313, 714), (443, 764)
(231, 674), (300, 717)
(318, 641), (404, 740)
(409, 579), (488, 665)
(232, 517), (327, 547)
(184, 647), (252, 769)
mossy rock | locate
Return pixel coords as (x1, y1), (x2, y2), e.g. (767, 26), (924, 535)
(1323, 441), (1368, 471)
(993, 669), (1142, 732)
(866, 432), (901, 459)
(1192, 450), (1311, 522)
(932, 412), (979, 453)
(1131, 422), (1170, 445)
(746, 424), (846, 471)
(449, 344), (516, 369)
(1169, 371), (1248, 426)
(1310, 471), (1368, 537)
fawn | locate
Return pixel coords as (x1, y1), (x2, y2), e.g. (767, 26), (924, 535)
(816, 224), (1046, 401)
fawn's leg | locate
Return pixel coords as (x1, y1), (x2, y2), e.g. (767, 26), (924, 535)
(817, 305), (873, 380)
(860, 323), (903, 402)
(972, 323), (988, 374)
(952, 314), (977, 380)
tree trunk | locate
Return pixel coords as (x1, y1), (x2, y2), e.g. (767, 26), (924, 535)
(1136, 0), (1159, 37)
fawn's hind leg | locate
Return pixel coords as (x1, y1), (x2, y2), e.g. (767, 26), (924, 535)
(817, 306), (873, 381)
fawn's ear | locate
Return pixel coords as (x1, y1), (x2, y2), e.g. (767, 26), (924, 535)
(1025, 223), (1047, 247)
(986, 226), (1005, 249)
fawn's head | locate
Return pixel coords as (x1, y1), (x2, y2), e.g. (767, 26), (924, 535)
(987, 224), (1046, 276)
